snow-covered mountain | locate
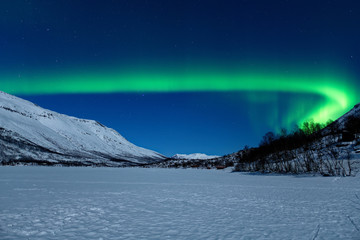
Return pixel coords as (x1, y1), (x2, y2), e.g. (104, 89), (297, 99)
(172, 153), (220, 160)
(0, 91), (165, 166)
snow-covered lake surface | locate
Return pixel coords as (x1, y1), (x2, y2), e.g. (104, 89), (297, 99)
(0, 167), (359, 240)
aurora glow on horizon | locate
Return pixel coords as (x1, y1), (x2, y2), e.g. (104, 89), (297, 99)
(1, 0), (359, 156)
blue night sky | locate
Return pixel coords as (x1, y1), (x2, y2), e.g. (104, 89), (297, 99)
(1, 0), (360, 156)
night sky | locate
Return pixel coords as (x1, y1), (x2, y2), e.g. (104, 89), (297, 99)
(1, 0), (360, 156)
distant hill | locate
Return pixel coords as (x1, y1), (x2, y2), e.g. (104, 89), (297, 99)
(172, 153), (220, 160)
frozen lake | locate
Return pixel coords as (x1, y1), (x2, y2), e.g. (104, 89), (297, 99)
(0, 167), (359, 240)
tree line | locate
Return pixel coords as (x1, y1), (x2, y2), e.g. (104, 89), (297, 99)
(233, 115), (360, 176)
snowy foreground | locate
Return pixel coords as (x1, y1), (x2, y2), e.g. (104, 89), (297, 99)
(0, 167), (359, 240)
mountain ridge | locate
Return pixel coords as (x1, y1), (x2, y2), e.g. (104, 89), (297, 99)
(0, 91), (165, 166)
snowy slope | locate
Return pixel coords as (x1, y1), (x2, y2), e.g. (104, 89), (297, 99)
(336, 103), (360, 126)
(172, 153), (220, 160)
(0, 91), (165, 166)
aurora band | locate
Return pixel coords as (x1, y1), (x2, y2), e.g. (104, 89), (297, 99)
(1, 68), (356, 126)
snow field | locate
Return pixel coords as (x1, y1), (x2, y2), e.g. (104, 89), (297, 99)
(0, 167), (359, 239)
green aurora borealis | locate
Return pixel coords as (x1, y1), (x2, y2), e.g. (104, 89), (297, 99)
(1, 0), (360, 155)
(2, 66), (357, 127)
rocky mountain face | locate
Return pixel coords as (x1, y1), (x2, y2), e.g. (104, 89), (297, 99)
(0, 91), (165, 166)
